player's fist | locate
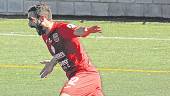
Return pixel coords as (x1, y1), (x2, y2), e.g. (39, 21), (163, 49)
(87, 25), (102, 33)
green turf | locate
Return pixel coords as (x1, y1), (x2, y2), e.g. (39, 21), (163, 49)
(0, 19), (170, 96)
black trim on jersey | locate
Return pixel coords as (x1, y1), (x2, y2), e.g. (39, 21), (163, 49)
(48, 30), (77, 78)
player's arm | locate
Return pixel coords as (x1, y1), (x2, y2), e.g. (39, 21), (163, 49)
(39, 57), (58, 78)
(74, 25), (101, 37)
(61, 23), (101, 38)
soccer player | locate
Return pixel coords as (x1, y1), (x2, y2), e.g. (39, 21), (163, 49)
(27, 4), (104, 96)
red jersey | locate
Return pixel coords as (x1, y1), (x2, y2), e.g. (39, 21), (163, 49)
(41, 22), (97, 79)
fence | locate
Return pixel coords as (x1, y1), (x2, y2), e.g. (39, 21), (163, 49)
(0, 0), (170, 18)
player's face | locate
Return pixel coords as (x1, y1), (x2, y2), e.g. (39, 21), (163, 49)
(28, 11), (38, 28)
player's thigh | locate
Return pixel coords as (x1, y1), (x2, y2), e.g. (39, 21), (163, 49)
(87, 88), (104, 96)
(60, 93), (70, 96)
(61, 72), (102, 95)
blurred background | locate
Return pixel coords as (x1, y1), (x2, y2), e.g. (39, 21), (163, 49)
(0, 0), (170, 19)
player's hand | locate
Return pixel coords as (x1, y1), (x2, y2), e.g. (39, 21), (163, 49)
(87, 25), (102, 33)
(40, 60), (55, 78)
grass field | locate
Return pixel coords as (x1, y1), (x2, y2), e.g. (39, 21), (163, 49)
(1, 19), (170, 96)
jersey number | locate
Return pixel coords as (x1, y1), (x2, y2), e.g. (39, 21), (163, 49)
(64, 77), (79, 88)
(68, 77), (79, 86)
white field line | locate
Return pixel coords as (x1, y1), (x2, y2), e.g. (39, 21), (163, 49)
(88, 36), (170, 41)
(1, 33), (170, 41)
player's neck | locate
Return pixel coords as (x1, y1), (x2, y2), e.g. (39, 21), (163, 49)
(43, 21), (54, 34)
(41, 18), (54, 30)
(47, 21), (54, 31)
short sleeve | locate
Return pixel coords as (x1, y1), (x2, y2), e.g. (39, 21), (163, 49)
(59, 23), (78, 39)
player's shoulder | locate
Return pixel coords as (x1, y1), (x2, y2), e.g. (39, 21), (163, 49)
(54, 21), (77, 29)
(53, 21), (68, 26)
(49, 21), (66, 32)
(52, 21), (78, 38)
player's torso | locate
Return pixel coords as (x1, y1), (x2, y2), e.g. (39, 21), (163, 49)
(42, 24), (96, 78)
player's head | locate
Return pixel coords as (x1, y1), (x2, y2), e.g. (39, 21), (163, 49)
(27, 4), (52, 35)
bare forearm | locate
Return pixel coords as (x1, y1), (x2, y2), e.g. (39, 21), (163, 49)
(50, 57), (58, 66)
(74, 25), (101, 37)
